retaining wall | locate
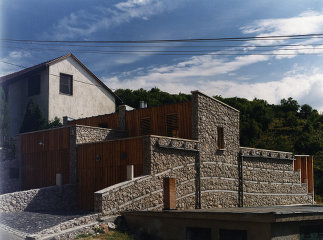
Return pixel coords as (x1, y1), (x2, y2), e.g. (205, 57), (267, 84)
(94, 136), (199, 216)
(241, 147), (313, 206)
(0, 184), (77, 213)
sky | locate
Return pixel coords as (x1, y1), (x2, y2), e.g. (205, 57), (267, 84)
(1, 0), (323, 111)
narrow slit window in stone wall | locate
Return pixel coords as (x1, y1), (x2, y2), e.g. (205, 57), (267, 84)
(217, 127), (225, 149)
(60, 73), (73, 95)
(166, 113), (179, 137)
(28, 74), (41, 96)
(140, 117), (151, 135)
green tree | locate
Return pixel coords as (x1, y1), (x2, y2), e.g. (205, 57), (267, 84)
(20, 99), (47, 133)
(115, 88), (191, 108)
(47, 117), (63, 128)
(0, 86), (10, 142)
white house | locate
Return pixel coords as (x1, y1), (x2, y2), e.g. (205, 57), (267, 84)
(0, 53), (121, 136)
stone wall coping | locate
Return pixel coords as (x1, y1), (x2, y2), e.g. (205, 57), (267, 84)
(240, 147), (292, 154)
(95, 175), (150, 196)
(77, 135), (146, 146)
(74, 125), (124, 132)
(191, 90), (239, 113)
(77, 135), (198, 147)
(0, 184), (74, 197)
(149, 135), (198, 143)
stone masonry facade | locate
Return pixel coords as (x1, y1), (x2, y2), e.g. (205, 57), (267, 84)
(94, 91), (313, 217)
(192, 91), (241, 208)
(240, 147), (313, 206)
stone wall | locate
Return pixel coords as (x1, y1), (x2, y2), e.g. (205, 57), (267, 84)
(240, 147), (313, 206)
(191, 91), (240, 208)
(190, 91), (313, 208)
(74, 125), (126, 144)
(94, 135), (199, 216)
(0, 184), (77, 213)
(0, 138), (20, 194)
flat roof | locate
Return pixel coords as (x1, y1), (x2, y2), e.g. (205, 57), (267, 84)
(122, 205), (323, 223)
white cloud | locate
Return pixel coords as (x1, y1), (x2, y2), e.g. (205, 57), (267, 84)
(49, 0), (184, 40)
(100, 10), (323, 111)
(105, 67), (323, 111)
(0, 51), (31, 76)
(9, 51), (31, 59)
(241, 10), (323, 36)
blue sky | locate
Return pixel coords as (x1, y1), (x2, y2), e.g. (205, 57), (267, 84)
(1, 0), (323, 111)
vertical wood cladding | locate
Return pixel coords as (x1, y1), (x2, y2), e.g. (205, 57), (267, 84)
(163, 177), (176, 210)
(126, 101), (192, 139)
(21, 127), (70, 190)
(77, 137), (144, 210)
(69, 101), (192, 139)
(294, 155), (314, 194)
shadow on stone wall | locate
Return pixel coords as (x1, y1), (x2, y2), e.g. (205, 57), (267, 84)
(0, 184), (80, 214)
(24, 185), (79, 213)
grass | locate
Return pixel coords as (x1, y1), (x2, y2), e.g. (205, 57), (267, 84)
(75, 226), (133, 240)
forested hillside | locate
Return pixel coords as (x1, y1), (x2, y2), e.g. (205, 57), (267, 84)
(115, 88), (323, 200)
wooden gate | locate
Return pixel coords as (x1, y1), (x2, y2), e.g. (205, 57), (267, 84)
(21, 127), (70, 190)
(77, 136), (144, 210)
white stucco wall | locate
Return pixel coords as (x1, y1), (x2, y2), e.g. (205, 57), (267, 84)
(7, 70), (49, 136)
(48, 57), (116, 121)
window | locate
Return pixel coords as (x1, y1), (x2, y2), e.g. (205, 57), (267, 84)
(166, 114), (179, 137)
(140, 118), (151, 135)
(28, 75), (40, 96)
(219, 229), (247, 240)
(217, 127), (225, 149)
(59, 73), (73, 95)
(186, 227), (211, 240)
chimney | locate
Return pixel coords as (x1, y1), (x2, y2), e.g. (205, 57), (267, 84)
(139, 101), (147, 109)
(118, 105), (127, 131)
(163, 177), (176, 210)
(63, 116), (68, 126)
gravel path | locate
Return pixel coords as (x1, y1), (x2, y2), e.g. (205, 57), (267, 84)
(0, 211), (92, 235)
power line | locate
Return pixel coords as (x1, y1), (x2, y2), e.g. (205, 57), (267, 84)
(2, 33), (323, 44)
(2, 44), (323, 56)
(4, 41), (323, 49)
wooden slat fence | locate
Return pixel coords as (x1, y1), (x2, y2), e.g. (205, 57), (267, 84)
(294, 155), (314, 193)
(77, 136), (144, 210)
(21, 127), (70, 190)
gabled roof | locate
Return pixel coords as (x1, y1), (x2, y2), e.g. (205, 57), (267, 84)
(0, 53), (122, 104)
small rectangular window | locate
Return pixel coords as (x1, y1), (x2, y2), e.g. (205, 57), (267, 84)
(186, 227), (211, 240)
(140, 118), (151, 135)
(219, 229), (247, 240)
(60, 73), (73, 95)
(28, 75), (40, 96)
(166, 114), (179, 137)
(217, 127), (224, 149)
